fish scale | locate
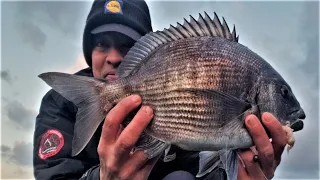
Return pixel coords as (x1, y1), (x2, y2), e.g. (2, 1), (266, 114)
(39, 11), (306, 180)
(131, 59), (253, 102)
(121, 49), (256, 145)
(135, 60), (251, 88)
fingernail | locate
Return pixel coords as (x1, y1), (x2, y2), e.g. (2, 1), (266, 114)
(247, 116), (257, 127)
(263, 112), (274, 123)
(131, 95), (141, 103)
(142, 106), (153, 116)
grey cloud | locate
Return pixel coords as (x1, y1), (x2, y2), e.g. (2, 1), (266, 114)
(1, 70), (15, 84)
(1, 145), (12, 164)
(9, 1), (90, 51)
(1, 142), (33, 167)
(14, 1), (90, 39)
(297, 2), (319, 88)
(15, 19), (47, 52)
(4, 100), (37, 131)
(0, 145), (12, 165)
(1, 145), (11, 152)
(13, 167), (32, 178)
(2, 96), (10, 103)
(11, 142), (33, 166)
(37, 1), (89, 37)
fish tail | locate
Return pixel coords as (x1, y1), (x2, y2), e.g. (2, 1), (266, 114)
(38, 72), (126, 156)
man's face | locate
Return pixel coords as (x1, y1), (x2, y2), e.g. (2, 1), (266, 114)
(92, 46), (123, 81)
(91, 32), (135, 81)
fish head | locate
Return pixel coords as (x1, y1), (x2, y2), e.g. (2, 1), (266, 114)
(256, 77), (306, 132)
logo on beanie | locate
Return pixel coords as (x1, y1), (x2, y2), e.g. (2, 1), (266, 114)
(104, 0), (123, 14)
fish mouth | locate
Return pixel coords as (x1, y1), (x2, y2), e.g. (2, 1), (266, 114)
(287, 109), (306, 132)
(290, 119), (304, 132)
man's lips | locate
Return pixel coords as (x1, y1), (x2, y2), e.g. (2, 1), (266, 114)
(105, 73), (118, 81)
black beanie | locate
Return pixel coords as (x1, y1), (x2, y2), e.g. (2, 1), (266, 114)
(82, 0), (153, 67)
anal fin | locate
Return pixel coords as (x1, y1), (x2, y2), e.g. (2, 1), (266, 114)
(134, 132), (169, 159)
(196, 151), (221, 178)
(220, 149), (239, 180)
(197, 149), (239, 180)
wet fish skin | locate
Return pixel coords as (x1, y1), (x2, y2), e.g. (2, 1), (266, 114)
(123, 37), (260, 151)
(123, 35), (305, 150)
(255, 78), (306, 126)
(38, 11), (306, 180)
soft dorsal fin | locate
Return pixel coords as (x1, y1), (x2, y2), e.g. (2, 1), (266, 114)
(117, 11), (239, 78)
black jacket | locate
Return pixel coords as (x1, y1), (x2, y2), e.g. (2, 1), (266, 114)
(33, 68), (226, 180)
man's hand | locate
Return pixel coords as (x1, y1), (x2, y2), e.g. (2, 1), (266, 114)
(238, 112), (287, 180)
(98, 95), (159, 180)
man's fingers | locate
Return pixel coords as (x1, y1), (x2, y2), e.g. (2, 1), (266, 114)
(136, 153), (161, 179)
(237, 160), (249, 180)
(261, 112), (286, 166)
(238, 150), (250, 180)
(118, 151), (149, 179)
(113, 106), (154, 160)
(117, 124), (124, 138)
(245, 115), (275, 175)
(239, 150), (262, 179)
(101, 95), (142, 144)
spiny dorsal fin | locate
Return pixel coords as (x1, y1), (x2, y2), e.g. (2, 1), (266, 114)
(117, 11), (239, 78)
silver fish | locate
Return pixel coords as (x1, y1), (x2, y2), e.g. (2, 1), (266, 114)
(38, 11), (306, 179)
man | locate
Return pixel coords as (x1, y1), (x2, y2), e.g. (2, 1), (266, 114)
(33, 0), (287, 179)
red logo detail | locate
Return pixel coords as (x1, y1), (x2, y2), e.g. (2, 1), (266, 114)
(38, 129), (64, 160)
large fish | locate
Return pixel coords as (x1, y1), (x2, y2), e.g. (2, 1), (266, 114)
(38, 11), (306, 179)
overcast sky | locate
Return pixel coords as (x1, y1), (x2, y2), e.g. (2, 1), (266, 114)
(1, 0), (319, 179)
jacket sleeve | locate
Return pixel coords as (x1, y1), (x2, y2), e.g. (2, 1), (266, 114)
(33, 89), (100, 180)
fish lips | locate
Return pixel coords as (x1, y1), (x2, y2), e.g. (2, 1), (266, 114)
(290, 119), (304, 132)
(288, 109), (305, 132)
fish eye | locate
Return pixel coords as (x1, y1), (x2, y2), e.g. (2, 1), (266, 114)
(281, 85), (289, 97)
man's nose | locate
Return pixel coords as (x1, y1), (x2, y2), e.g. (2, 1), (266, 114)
(105, 48), (122, 68)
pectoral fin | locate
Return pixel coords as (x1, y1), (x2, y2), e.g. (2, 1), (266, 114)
(134, 132), (170, 159)
(176, 88), (252, 125)
(178, 88), (251, 111)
